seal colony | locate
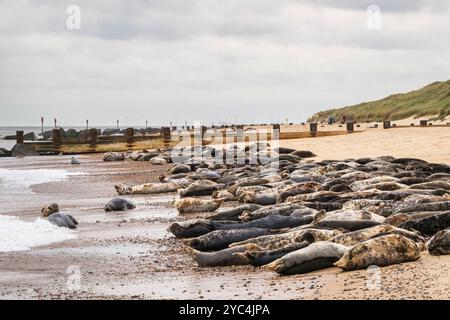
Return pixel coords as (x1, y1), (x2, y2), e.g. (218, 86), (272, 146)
(40, 144), (450, 278)
(112, 144), (450, 276)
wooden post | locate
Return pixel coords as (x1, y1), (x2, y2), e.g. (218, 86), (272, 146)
(89, 128), (97, 146)
(16, 131), (24, 144)
(201, 126), (208, 141)
(86, 120), (89, 130)
(420, 120), (427, 126)
(126, 127), (134, 143)
(53, 128), (62, 146)
(383, 121), (391, 129)
(272, 124), (280, 132)
(41, 117), (44, 136)
(347, 122), (354, 132)
(310, 123), (318, 136)
(161, 127), (171, 143)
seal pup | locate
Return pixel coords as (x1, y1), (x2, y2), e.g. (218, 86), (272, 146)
(175, 198), (223, 214)
(398, 212), (450, 236)
(183, 244), (260, 267)
(427, 228), (450, 255)
(41, 203), (59, 217)
(334, 234), (421, 271)
(115, 182), (181, 195)
(48, 213), (78, 229)
(103, 152), (125, 162)
(104, 198), (136, 212)
(265, 242), (349, 275)
(183, 228), (277, 251)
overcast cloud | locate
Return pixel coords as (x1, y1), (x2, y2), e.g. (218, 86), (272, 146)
(0, 0), (449, 127)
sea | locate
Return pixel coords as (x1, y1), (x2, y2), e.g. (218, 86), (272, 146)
(0, 126), (153, 150)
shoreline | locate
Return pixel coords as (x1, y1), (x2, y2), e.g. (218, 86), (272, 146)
(1, 133), (450, 299)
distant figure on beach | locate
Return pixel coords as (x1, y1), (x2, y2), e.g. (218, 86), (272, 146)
(71, 157), (81, 165)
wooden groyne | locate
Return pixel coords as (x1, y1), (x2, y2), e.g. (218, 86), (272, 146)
(10, 124), (358, 155)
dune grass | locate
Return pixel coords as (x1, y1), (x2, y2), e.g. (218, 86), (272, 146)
(309, 80), (450, 122)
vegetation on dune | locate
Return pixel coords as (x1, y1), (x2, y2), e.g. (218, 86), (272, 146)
(309, 80), (450, 123)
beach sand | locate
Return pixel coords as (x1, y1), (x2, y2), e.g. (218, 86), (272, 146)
(0, 126), (449, 300)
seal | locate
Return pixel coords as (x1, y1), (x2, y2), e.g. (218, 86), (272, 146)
(235, 240), (313, 267)
(211, 214), (313, 231)
(104, 197), (136, 212)
(312, 210), (384, 231)
(334, 234), (421, 271)
(206, 204), (262, 221)
(395, 201), (450, 213)
(276, 182), (323, 203)
(178, 180), (219, 197)
(170, 164), (191, 175)
(183, 244), (260, 267)
(175, 198), (223, 214)
(115, 182), (181, 195)
(427, 228), (450, 255)
(41, 203), (59, 217)
(212, 189), (237, 202)
(230, 228), (342, 251)
(70, 157), (81, 165)
(265, 241), (349, 275)
(103, 152), (125, 162)
(239, 203), (303, 221)
(183, 228), (277, 251)
(168, 219), (214, 238)
(398, 211), (450, 236)
(236, 186), (277, 206)
(331, 225), (425, 246)
(149, 156), (168, 165)
(385, 211), (445, 226)
(48, 213), (78, 229)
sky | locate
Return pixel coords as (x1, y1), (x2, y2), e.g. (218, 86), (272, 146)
(0, 0), (449, 127)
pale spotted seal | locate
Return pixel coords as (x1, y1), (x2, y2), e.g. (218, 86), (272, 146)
(334, 234), (421, 271)
(265, 241), (349, 275)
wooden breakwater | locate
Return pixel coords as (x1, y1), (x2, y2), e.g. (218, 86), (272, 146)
(11, 123), (359, 155)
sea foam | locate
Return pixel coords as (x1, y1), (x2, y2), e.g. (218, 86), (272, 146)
(0, 215), (76, 252)
(0, 168), (80, 193)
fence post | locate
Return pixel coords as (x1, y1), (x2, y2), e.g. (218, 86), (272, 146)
(161, 127), (171, 145)
(89, 128), (98, 146)
(16, 131), (24, 144)
(383, 121), (391, 129)
(53, 128), (62, 146)
(310, 123), (318, 136)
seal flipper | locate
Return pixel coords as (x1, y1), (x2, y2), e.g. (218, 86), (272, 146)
(67, 214), (78, 226)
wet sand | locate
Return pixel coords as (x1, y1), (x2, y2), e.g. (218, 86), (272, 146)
(1, 127), (450, 300)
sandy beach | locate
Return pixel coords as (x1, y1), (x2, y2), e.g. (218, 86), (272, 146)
(0, 126), (449, 300)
